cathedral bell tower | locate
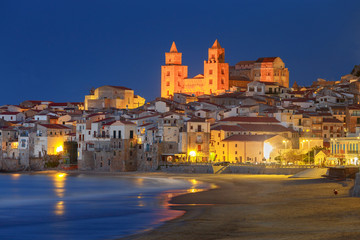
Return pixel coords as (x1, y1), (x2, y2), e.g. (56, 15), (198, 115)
(203, 40), (229, 95)
(161, 42), (188, 98)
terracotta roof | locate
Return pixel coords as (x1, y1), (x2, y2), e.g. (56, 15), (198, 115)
(49, 103), (68, 107)
(107, 85), (132, 90)
(131, 113), (160, 120)
(66, 133), (76, 136)
(211, 125), (243, 131)
(323, 118), (343, 123)
(237, 124), (295, 133)
(139, 123), (152, 127)
(220, 116), (280, 123)
(235, 60), (256, 65)
(256, 57), (278, 63)
(0, 112), (22, 115)
(102, 120), (116, 126)
(39, 124), (70, 129)
(120, 120), (136, 125)
(93, 117), (114, 123)
(223, 134), (276, 142)
(188, 117), (207, 122)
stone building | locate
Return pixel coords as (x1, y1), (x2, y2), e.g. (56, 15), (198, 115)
(84, 85), (145, 110)
(230, 57), (289, 88)
(184, 118), (211, 162)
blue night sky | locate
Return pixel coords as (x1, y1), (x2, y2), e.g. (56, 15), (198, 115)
(0, 0), (359, 105)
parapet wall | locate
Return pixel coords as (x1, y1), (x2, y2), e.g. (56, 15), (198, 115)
(353, 173), (360, 197)
(159, 165), (307, 175)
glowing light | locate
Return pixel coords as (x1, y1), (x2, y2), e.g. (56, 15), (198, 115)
(53, 173), (67, 198)
(11, 173), (20, 180)
(263, 142), (273, 159)
(190, 179), (198, 185)
(56, 145), (63, 153)
(56, 173), (66, 178)
(11, 142), (18, 149)
(189, 151), (197, 157)
(54, 201), (65, 216)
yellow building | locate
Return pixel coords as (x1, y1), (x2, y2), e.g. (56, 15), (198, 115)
(84, 85), (145, 110)
(213, 134), (286, 163)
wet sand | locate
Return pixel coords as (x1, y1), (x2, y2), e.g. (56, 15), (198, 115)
(123, 174), (360, 240)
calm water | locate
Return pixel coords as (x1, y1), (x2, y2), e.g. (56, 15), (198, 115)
(0, 173), (207, 240)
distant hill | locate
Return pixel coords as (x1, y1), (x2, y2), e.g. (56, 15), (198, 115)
(351, 65), (360, 77)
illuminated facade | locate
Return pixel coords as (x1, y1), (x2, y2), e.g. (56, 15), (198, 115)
(230, 57), (289, 88)
(35, 124), (71, 156)
(84, 85), (145, 110)
(161, 40), (229, 98)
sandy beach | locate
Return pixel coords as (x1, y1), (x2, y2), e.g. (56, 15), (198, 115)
(123, 174), (360, 240)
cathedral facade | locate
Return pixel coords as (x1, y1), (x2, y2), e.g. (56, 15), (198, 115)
(161, 40), (289, 98)
(161, 40), (229, 98)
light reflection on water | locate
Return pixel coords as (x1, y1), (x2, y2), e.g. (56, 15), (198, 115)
(54, 200), (65, 216)
(0, 173), (210, 240)
(53, 172), (67, 198)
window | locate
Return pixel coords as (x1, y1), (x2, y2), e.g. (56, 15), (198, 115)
(118, 130), (121, 139)
(130, 130), (134, 139)
(113, 131), (116, 138)
(166, 71), (170, 76)
(257, 87), (262, 92)
(178, 72), (181, 77)
(323, 126), (328, 130)
(218, 133), (220, 137)
(197, 125), (201, 132)
(221, 79), (224, 84)
(166, 81), (170, 86)
(209, 79), (213, 84)
(209, 70), (213, 75)
(221, 69), (225, 74)
(198, 145), (201, 151)
(235, 144), (237, 147)
(235, 151), (237, 155)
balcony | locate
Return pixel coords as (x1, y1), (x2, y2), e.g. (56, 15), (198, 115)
(93, 134), (110, 139)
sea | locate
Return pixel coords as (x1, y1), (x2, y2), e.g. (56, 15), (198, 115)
(0, 172), (208, 240)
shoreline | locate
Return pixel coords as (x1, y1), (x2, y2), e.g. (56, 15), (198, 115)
(122, 174), (360, 240)
(5, 170), (360, 239)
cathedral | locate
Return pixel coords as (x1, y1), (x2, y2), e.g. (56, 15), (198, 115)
(161, 40), (289, 98)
